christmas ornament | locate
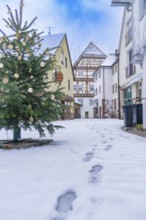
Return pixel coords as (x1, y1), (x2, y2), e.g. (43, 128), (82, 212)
(40, 62), (45, 67)
(0, 63), (4, 68)
(51, 94), (55, 100)
(29, 68), (32, 73)
(28, 104), (32, 109)
(14, 73), (19, 79)
(28, 88), (33, 93)
(2, 78), (8, 84)
(22, 41), (26, 46)
(18, 56), (22, 61)
(29, 117), (33, 122)
(8, 44), (13, 49)
(26, 48), (30, 53)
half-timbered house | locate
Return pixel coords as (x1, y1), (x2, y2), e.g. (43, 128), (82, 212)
(73, 42), (106, 118)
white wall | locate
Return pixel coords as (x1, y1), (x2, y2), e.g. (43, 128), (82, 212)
(74, 97), (94, 118)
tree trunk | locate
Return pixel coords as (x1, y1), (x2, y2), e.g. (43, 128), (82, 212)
(13, 126), (21, 141)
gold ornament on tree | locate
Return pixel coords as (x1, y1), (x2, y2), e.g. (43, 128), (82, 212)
(18, 56), (22, 61)
(8, 44), (13, 49)
(28, 104), (32, 109)
(0, 63), (4, 68)
(40, 61), (45, 67)
(22, 41), (26, 46)
(2, 78), (8, 84)
(28, 88), (33, 93)
(29, 117), (33, 122)
(51, 94), (55, 100)
(14, 73), (19, 79)
(16, 32), (20, 38)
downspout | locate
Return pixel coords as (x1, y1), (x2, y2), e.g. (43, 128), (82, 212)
(103, 67), (105, 118)
(117, 53), (121, 119)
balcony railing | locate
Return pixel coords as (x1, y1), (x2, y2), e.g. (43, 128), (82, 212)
(125, 27), (133, 46)
(125, 63), (136, 78)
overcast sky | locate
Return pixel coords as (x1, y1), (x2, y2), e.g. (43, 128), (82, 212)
(0, 0), (123, 63)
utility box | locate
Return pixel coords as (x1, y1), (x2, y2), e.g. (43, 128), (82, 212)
(123, 105), (134, 127)
(136, 104), (143, 124)
(123, 104), (143, 127)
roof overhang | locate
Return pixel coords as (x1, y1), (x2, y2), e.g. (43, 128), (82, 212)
(111, 0), (131, 7)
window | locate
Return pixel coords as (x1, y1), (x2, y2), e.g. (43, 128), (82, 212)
(96, 88), (98, 95)
(112, 66), (114, 75)
(115, 83), (118, 93)
(114, 99), (117, 110)
(125, 18), (132, 45)
(126, 49), (134, 78)
(61, 50), (64, 65)
(78, 69), (83, 77)
(89, 84), (94, 91)
(98, 69), (101, 78)
(112, 85), (114, 93)
(65, 57), (67, 68)
(140, 0), (146, 17)
(99, 85), (101, 93)
(114, 63), (118, 73)
(78, 99), (83, 105)
(78, 84), (82, 92)
(89, 99), (93, 106)
(74, 84), (77, 91)
(68, 80), (70, 90)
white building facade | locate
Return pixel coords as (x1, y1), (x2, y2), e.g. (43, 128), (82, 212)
(93, 54), (118, 118)
(111, 0), (145, 127)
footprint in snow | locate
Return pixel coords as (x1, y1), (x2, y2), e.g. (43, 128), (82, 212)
(83, 152), (94, 162)
(89, 164), (103, 183)
(55, 190), (77, 213)
(105, 144), (113, 151)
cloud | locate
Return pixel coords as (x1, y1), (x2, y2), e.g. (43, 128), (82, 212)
(0, 0), (123, 63)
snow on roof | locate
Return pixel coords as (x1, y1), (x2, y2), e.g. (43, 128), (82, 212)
(82, 42), (106, 58)
(39, 33), (65, 54)
(101, 54), (117, 67)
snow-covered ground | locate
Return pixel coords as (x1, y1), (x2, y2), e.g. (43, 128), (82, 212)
(0, 119), (146, 220)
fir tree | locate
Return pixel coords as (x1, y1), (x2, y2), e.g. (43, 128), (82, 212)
(0, 0), (65, 140)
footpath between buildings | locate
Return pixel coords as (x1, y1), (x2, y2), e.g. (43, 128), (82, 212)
(122, 127), (146, 138)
